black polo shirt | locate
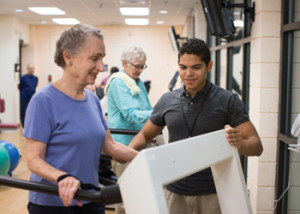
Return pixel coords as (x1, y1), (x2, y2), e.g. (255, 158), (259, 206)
(150, 81), (249, 195)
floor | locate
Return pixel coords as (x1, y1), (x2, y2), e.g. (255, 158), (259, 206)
(0, 128), (115, 214)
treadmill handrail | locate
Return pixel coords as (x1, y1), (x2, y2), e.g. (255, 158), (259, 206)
(109, 129), (140, 135)
(0, 175), (122, 205)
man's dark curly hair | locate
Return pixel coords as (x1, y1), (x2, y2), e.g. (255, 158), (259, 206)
(178, 38), (211, 66)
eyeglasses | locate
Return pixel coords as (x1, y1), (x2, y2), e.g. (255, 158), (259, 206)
(129, 62), (147, 70)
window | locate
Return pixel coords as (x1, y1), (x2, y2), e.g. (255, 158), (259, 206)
(276, 0), (300, 213)
(207, 0), (253, 176)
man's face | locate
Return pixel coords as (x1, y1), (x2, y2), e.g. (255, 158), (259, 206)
(27, 65), (35, 75)
(178, 53), (212, 96)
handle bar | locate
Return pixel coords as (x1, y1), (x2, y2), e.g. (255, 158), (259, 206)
(0, 175), (122, 205)
(109, 129), (140, 135)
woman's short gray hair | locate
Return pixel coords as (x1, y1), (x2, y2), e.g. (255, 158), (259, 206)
(54, 24), (103, 68)
(121, 46), (147, 62)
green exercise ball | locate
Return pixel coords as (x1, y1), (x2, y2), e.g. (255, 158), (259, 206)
(0, 144), (10, 175)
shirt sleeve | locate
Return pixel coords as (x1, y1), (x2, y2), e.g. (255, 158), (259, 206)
(227, 93), (249, 127)
(108, 78), (152, 124)
(23, 93), (53, 143)
(150, 94), (167, 127)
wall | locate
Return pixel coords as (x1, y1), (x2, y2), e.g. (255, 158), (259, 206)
(21, 25), (180, 106)
(0, 16), (25, 124)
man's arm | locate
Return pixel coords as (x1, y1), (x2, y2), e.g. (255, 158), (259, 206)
(128, 120), (164, 151)
(225, 121), (263, 156)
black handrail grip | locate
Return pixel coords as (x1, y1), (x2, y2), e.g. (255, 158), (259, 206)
(100, 184), (123, 204)
(109, 128), (162, 136)
(109, 129), (140, 135)
(0, 175), (122, 204)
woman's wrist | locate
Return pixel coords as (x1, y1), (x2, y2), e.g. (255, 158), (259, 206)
(56, 174), (78, 183)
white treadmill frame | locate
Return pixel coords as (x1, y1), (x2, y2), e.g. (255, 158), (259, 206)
(118, 129), (252, 214)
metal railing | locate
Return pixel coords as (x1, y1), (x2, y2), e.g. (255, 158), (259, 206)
(0, 129), (142, 204)
(0, 175), (122, 204)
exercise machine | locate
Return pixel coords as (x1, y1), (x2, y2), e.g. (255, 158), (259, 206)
(119, 129), (252, 214)
(0, 129), (252, 213)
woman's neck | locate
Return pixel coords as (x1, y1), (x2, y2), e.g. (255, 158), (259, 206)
(53, 78), (86, 100)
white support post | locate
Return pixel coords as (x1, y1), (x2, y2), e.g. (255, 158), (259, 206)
(118, 129), (252, 214)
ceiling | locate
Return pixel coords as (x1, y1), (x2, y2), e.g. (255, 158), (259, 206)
(0, 0), (199, 26)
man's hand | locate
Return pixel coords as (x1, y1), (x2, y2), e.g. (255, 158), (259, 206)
(225, 125), (243, 151)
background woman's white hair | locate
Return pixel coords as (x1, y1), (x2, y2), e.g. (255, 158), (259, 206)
(121, 46), (147, 62)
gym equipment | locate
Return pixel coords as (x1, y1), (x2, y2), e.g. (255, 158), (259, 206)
(168, 71), (179, 91)
(0, 123), (20, 129)
(0, 175), (122, 205)
(0, 141), (20, 175)
(0, 96), (20, 131)
(289, 113), (300, 152)
(0, 129), (252, 213)
(109, 129), (139, 135)
(118, 129), (252, 214)
(0, 144), (10, 175)
(99, 156), (118, 186)
(291, 113), (300, 144)
(0, 97), (4, 113)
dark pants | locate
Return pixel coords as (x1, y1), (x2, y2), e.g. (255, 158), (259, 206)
(28, 202), (105, 214)
(20, 98), (30, 127)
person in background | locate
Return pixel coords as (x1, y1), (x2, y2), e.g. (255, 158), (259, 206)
(143, 80), (151, 94)
(95, 66), (119, 100)
(19, 63), (38, 127)
(101, 66), (119, 87)
(24, 24), (138, 214)
(97, 66), (120, 117)
(129, 38), (263, 214)
(104, 46), (152, 214)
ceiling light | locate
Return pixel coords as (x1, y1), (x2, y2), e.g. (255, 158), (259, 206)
(40, 20), (47, 24)
(120, 7), (149, 16)
(15, 9), (23, 13)
(125, 18), (149, 25)
(29, 7), (65, 15)
(156, 21), (164, 24)
(159, 10), (168, 14)
(52, 18), (80, 25)
(120, 0), (147, 5)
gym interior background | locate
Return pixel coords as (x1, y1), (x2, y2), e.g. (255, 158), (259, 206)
(0, 0), (299, 213)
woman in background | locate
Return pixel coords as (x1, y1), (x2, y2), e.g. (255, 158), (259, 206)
(105, 46), (152, 214)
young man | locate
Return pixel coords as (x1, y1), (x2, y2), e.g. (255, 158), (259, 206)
(129, 38), (263, 214)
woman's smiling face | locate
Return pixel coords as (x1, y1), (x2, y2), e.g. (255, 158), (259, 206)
(70, 34), (106, 86)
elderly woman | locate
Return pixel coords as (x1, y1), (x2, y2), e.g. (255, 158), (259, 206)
(104, 46), (152, 214)
(24, 24), (138, 214)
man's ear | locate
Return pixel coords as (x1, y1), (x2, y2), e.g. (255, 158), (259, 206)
(207, 60), (213, 73)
